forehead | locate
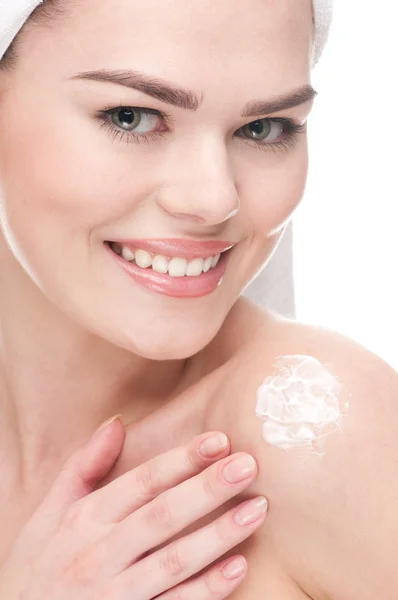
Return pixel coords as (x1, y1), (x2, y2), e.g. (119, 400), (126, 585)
(27, 0), (313, 92)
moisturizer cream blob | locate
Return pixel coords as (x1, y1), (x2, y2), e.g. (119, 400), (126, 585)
(256, 355), (347, 451)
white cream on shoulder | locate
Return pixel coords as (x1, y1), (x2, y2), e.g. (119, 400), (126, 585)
(255, 355), (348, 451)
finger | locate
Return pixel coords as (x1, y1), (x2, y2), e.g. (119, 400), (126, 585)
(117, 496), (268, 599)
(109, 452), (257, 567)
(39, 416), (125, 517)
(84, 432), (230, 523)
(156, 555), (248, 600)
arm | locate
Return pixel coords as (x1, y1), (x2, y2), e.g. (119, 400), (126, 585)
(225, 323), (398, 600)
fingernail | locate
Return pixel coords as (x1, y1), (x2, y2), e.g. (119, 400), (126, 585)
(221, 557), (246, 580)
(233, 496), (268, 526)
(94, 414), (123, 437)
(222, 454), (256, 483)
(199, 433), (229, 458)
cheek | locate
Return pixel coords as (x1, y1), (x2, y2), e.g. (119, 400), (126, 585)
(239, 144), (308, 234)
(0, 96), (160, 257)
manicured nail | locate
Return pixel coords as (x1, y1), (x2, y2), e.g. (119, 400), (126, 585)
(222, 454), (256, 483)
(233, 496), (268, 526)
(94, 414), (123, 436)
(221, 557), (247, 580)
(198, 433), (229, 458)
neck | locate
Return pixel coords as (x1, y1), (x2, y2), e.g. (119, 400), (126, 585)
(0, 241), (194, 492)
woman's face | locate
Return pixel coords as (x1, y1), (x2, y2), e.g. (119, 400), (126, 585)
(0, 0), (313, 359)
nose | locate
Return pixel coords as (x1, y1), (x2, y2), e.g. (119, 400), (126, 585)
(155, 136), (240, 225)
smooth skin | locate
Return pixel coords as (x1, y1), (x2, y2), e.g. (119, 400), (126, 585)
(0, 0), (312, 486)
(0, 426), (267, 600)
(104, 303), (398, 600)
(2, 0), (398, 599)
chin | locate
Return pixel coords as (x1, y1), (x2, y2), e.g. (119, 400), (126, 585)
(90, 284), (238, 361)
(28, 250), (238, 362)
(129, 338), (207, 361)
(118, 316), (224, 361)
(64, 298), (227, 361)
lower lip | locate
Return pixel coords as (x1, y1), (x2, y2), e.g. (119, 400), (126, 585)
(104, 243), (230, 298)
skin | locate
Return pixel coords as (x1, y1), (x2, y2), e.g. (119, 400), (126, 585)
(208, 307), (398, 599)
(0, 0), (313, 489)
(2, 2), (398, 598)
(103, 303), (398, 599)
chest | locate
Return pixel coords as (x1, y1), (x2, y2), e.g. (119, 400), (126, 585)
(0, 385), (306, 600)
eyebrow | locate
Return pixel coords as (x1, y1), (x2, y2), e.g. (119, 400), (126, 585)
(70, 69), (317, 116)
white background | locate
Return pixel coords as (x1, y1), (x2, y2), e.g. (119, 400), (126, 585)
(294, 0), (398, 369)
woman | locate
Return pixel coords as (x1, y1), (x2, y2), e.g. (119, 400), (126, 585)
(1, 1), (398, 599)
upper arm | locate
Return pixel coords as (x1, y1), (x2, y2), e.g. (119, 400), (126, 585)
(223, 325), (398, 600)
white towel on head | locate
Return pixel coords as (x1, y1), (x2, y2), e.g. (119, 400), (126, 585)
(0, 0), (333, 63)
(0, 0), (44, 61)
(313, 0), (334, 64)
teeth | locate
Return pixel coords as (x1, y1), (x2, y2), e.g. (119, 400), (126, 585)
(121, 246), (135, 261)
(152, 255), (168, 274)
(113, 244), (228, 277)
(186, 258), (204, 277)
(135, 249), (152, 269)
(168, 257), (188, 277)
(211, 254), (221, 268)
(203, 256), (213, 273)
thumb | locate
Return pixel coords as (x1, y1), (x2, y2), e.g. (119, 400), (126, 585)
(42, 415), (125, 514)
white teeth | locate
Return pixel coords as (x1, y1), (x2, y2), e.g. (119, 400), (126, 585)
(203, 256), (213, 273)
(211, 254), (221, 268)
(168, 257), (188, 277)
(152, 255), (169, 274)
(121, 246), (135, 261)
(186, 258), (204, 277)
(135, 249), (152, 269)
(115, 244), (228, 276)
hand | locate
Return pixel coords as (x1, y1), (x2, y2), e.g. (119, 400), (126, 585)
(0, 417), (267, 599)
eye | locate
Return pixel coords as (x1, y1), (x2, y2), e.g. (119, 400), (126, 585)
(239, 118), (284, 143)
(109, 108), (163, 134)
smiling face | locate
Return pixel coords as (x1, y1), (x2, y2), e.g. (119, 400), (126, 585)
(0, 0), (314, 359)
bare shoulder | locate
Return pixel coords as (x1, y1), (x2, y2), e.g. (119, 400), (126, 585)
(207, 299), (398, 599)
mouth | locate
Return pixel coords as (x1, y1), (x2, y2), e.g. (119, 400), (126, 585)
(106, 241), (230, 277)
(104, 239), (236, 298)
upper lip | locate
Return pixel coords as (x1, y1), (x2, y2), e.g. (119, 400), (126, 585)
(108, 239), (237, 259)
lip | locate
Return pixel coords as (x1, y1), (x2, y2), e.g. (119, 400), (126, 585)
(104, 241), (233, 299)
(109, 239), (236, 260)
